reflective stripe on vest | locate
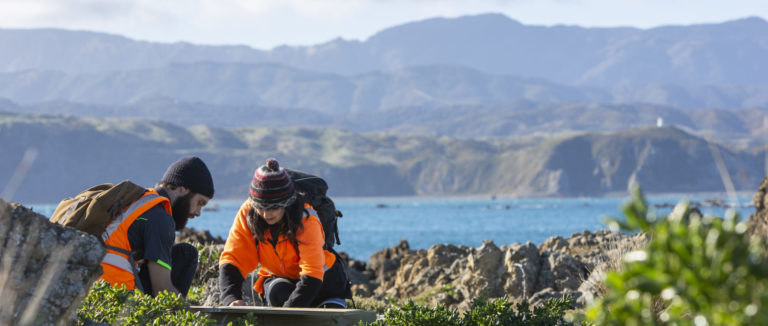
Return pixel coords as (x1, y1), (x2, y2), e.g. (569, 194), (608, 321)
(100, 192), (162, 273)
(101, 193), (163, 242)
(102, 252), (134, 272)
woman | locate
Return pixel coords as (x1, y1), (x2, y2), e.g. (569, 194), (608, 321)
(219, 158), (349, 308)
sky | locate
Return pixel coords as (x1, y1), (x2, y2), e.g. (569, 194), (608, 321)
(0, 0), (765, 49)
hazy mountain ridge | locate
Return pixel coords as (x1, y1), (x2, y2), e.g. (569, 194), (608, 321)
(0, 112), (761, 203)
(0, 28), (268, 73)
(1, 14), (767, 87)
(1, 63), (767, 113)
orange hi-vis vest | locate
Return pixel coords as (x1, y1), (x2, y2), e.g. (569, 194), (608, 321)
(220, 200), (336, 294)
(99, 189), (171, 290)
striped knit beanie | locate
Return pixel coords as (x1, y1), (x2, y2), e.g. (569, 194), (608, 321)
(249, 158), (296, 210)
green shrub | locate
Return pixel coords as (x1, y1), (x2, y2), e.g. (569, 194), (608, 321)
(370, 295), (573, 326)
(76, 281), (257, 325)
(463, 295), (574, 326)
(585, 186), (768, 324)
(194, 243), (222, 287)
(77, 280), (135, 324)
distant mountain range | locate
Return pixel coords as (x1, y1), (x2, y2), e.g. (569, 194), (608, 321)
(0, 112), (761, 203)
(1, 14), (767, 87)
(1, 63), (767, 112)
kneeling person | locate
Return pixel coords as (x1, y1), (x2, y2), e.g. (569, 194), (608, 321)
(100, 156), (214, 297)
(219, 158), (348, 308)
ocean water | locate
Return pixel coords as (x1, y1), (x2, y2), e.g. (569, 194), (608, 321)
(32, 195), (755, 261)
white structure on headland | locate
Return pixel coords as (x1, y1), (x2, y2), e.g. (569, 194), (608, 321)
(657, 117), (664, 127)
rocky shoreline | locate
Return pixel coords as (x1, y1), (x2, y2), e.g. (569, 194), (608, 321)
(180, 226), (644, 310)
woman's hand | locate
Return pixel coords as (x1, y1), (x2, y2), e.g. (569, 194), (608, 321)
(229, 300), (247, 306)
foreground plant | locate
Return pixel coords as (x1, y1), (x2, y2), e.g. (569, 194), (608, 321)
(585, 186), (768, 324)
(371, 295), (573, 326)
(77, 281), (257, 325)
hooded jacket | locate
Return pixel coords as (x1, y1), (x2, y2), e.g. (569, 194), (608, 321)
(219, 200), (336, 297)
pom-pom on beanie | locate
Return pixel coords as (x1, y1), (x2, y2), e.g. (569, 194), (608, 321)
(160, 156), (215, 198)
(249, 158), (296, 210)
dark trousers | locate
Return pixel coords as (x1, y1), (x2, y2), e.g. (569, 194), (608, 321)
(262, 258), (349, 308)
(138, 242), (198, 297)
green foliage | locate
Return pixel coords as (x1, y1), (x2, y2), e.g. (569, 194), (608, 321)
(194, 243), (222, 287)
(350, 295), (394, 314)
(369, 296), (573, 326)
(378, 300), (461, 325)
(187, 285), (205, 304)
(76, 280), (258, 325)
(463, 296), (573, 326)
(76, 281), (134, 324)
(585, 186), (768, 324)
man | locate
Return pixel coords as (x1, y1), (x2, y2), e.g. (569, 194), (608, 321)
(99, 156), (214, 296)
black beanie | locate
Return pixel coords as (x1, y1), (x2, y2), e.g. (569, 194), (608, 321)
(161, 156), (215, 198)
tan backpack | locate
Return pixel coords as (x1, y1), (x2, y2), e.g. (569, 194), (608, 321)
(51, 180), (148, 239)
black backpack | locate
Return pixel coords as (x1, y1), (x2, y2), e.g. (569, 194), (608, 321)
(286, 169), (342, 250)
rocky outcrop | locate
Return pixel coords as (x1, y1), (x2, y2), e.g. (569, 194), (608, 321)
(748, 177), (768, 243)
(346, 230), (639, 310)
(0, 198), (105, 325)
(176, 227), (225, 245)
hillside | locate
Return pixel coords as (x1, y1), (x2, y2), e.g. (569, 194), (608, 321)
(0, 112), (761, 203)
(3, 99), (767, 150)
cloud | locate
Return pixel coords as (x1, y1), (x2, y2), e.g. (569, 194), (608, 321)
(0, 0), (766, 48)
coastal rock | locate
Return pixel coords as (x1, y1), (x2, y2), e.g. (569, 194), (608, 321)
(198, 271), (262, 307)
(501, 242), (540, 300)
(368, 239), (412, 287)
(457, 241), (505, 301)
(0, 199), (105, 326)
(534, 251), (587, 293)
(176, 227), (225, 245)
(748, 177), (768, 243)
(356, 230), (634, 310)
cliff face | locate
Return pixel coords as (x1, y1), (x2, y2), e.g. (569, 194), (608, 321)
(541, 127), (760, 196)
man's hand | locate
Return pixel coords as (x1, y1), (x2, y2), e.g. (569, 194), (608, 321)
(147, 260), (180, 296)
(229, 300), (247, 306)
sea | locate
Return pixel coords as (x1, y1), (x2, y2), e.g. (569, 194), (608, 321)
(32, 194), (756, 261)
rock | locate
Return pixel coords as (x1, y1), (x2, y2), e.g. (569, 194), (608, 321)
(467, 240), (502, 274)
(501, 242), (540, 300)
(0, 199), (105, 326)
(458, 241), (505, 300)
(539, 236), (568, 252)
(748, 177), (768, 243)
(199, 271), (262, 307)
(349, 230), (635, 311)
(176, 227), (225, 245)
(368, 239), (412, 284)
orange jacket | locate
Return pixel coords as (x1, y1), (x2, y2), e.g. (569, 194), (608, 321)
(219, 200), (336, 293)
(99, 189), (171, 290)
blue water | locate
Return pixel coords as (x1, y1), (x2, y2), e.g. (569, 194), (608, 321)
(32, 195), (756, 261)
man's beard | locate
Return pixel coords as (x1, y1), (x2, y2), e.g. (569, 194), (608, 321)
(171, 192), (194, 231)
